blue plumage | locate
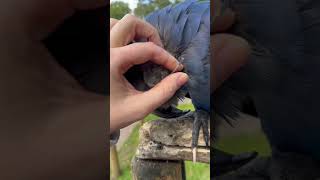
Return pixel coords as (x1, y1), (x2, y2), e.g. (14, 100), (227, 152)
(142, 0), (211, 161)
(145, 0), (210, 112)
(215, 0), (320, 171)
(126, 0), (257, 169)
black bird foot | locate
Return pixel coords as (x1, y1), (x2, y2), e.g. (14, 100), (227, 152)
(192, 109), (210, 163)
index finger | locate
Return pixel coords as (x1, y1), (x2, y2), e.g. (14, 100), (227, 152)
(113, 42), (182, 74)
(211, 0), (235, 33)
(213, 9), (235, 33)
(211, 34), (250, 90)
(110, 14), (162, 48)
(110, 18), (118, 30)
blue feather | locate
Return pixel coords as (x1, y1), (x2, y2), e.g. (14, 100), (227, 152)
(145, 0), (210, 111)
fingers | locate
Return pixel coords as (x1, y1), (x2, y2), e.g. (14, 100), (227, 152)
(212, 0), (235, 33)
(110, 14), (162, 48)
(211, 1), (248, 89)
(213, 9), (235, 33)
(114, 42), (183, 73)
(135, 72), (189, 116)
(212, 34), (250, 90)
(110, 18), (118, 30)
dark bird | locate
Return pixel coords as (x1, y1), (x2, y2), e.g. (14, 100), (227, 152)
(43, 0), (255, 171)
(131, 0), (211, 162)
(214, 0), (320, 177)
(128, 0), (256, 165)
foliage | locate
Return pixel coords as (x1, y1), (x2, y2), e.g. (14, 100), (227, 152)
(134, 0), (182, 18)
(110, 1), (131, 19)
(110, 0), (183, 20)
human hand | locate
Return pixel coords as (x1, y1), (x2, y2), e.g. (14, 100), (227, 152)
(0, 0), (107, 179)
(110, 15), (188, 133)
(212, 1), (251, 90)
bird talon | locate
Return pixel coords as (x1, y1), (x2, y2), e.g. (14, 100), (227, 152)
(193, 147), (197, 163)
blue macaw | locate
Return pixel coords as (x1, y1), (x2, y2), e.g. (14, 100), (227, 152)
(131, 0), (211, 162)
(127, 0), (256, 166)
(43, 1), (255, 173)
(215, 0), (320, 177)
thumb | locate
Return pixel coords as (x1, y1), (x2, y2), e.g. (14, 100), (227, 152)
(212, 34), (250, 90)
(137, 72), (189, 116)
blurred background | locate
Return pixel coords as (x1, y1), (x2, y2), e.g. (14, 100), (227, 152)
(110, 0), (182, 19)
(110, 1), (209, 179)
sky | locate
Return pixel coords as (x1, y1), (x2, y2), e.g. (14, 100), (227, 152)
(110, 0), (139, 10)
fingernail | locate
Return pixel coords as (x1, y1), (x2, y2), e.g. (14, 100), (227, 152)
(171, 62), (183, 73)
(176, 73), (189, 87)
(178, 62), (184, 71)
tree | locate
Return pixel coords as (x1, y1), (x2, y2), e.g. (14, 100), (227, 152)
(133, 1), (155, 18)
(134, 0), (182, 18)
(110, 1), (131, 19)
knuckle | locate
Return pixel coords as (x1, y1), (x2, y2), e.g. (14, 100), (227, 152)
(151, 25), (158, 33)
(146, 23), (158, 34)
(145, 42), (158, 54)
(110, 18), (118, 22)
(122, 14), (136, 21)
(146, 41), (156, 47)
(110, 19), (118, 29)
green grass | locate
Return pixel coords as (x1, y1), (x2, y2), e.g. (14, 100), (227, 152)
(112, 103), (210, 180)
(117, 124), (140, 180)
(216, 132), (271, 156)
(185, 161), (210, 179)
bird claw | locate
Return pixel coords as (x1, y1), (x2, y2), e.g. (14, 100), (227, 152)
(193, 147), (197, 163)
(191, 110), (210, 163)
